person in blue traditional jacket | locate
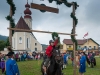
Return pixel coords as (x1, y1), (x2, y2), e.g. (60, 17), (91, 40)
(63, 52), (67, 69)
(79, 52), (86, 75)
(6, 46), (20, 75)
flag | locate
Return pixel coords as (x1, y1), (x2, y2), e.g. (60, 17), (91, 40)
(83, 32), (88, 39)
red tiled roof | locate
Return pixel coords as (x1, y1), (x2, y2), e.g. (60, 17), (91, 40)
(15, 16), (37, 40)
(63, 39), (87, 45)
(15, 16), (30, 30)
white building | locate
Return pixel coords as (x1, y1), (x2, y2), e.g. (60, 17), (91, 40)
(12, 2), (42, 53)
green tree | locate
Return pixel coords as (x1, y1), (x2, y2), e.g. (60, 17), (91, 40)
(6, 37), (10, 46)
(0, 40), (6, 51)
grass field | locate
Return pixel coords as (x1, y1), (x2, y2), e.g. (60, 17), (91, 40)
(1, 57), (100, 75)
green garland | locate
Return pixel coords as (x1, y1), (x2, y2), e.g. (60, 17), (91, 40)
(40, 4), (46, 13)
(70, 2), (78, 50)
(48, 0), (78, 50)
(52, 32), (60, 43)
(6, 0), (16, 35)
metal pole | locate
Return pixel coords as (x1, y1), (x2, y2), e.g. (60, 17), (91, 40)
(72, 4), (77, 75)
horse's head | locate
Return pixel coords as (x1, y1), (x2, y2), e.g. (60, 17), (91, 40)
(52, 46), (62, 64)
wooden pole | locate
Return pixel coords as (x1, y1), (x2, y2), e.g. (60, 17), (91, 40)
(9, 1), (13, 47)
(72, 4), (77, 75)
(31, 3), (59, 13)
(7, 28), (77, 36)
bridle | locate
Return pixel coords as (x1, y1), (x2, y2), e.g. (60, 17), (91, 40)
(52, 49), (62, 65)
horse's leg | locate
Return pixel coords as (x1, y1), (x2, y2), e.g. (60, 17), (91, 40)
(94, 58), (96, 66)
(87, 58), (90, 67)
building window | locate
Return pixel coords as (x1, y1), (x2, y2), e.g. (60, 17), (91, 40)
(78, 46), (81, 50)
(69, 46), (71, 48)
(19, 37), (22, 44)
(35, 43), (37, 46)
(94, 46), (96, 50)
(35, 48), (37, 51)
(84, 46), (87, 50)
(27, 38), (29, 48)
(27, 38), (28, 48)
(89, 46), (92, 49)
(14, 38), (15, 49)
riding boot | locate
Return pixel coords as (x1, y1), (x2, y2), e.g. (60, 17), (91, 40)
(63, 65), (65, 69)
(44, 73), (47, 75)
(65, 65), (66, 68)
(88, 65), (90, 67)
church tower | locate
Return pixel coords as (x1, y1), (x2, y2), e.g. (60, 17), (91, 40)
(24, 0), (32, 29)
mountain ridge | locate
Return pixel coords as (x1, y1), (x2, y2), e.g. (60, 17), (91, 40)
(0, 35), (8, 41)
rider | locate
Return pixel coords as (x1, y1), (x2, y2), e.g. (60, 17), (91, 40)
(43, 37), (58, 75)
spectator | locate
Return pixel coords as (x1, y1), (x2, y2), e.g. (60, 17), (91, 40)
(0, 53), (2, 69)
(23, 53), (27, 61)
(1, 58), (5, 74)
(63, 52), (67, 69)
(32, 52), (36, 59)
(6, 46), (20, 75)
(15, 53), (19, 62)
(79, 52), (86, 75)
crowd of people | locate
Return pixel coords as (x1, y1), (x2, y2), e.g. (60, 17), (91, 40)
(0, 46), (97, 75)
(14, 52), (43, 61)
(0, 50), (44, 75)
(60, 51), (96, 75)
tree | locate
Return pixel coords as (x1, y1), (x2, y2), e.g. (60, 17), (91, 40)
(6, 37), (10, 47)
(0, 40), (6, 51)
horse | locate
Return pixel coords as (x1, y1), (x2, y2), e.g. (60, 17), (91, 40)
(84, 53), (96, 68)
(90, 56), (96, 68)
(84, 54), (91, 67)
(41, 46), (63, 75)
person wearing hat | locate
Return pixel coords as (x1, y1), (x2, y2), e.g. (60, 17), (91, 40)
(6, 46), (20, 75)
(63, 52), (67, 69)
(79, 52), (86, 75)
(43, 37), (58, 75)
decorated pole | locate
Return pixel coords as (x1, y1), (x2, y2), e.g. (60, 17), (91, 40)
(9, 4), (12, 47)
(72, 4), (76, 75)
(6, 0), (16, 47)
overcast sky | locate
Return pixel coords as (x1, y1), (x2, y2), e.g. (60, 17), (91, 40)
(0, 0), (100, 45)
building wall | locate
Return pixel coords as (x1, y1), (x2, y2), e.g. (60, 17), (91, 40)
(81, 39), (98, 49)
(12, 32), (25, 51)
(63, 39), (99, 51)
(25, 32), (31, 51)
(30, 34), (42, 52)
(24, 18), (32, 29)
(12, 32), (42, 52)
(63, 43), (67, 50)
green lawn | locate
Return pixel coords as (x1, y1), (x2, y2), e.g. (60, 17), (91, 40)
(1, 57), (100, 75)
(18, 57), (100, 75)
